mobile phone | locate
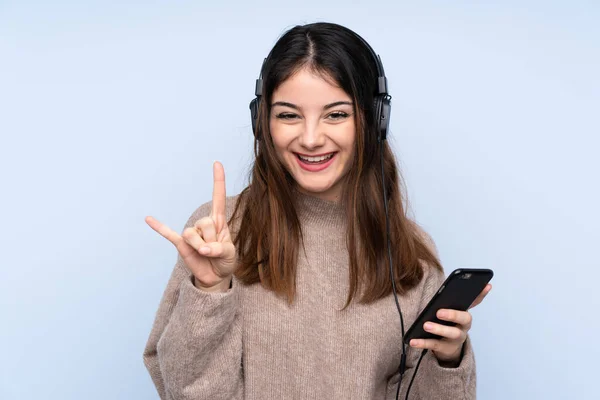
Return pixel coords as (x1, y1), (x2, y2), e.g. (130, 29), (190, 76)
(403, 268), (494, 345)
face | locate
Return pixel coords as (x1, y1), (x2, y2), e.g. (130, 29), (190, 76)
(269, 67), (356, 203)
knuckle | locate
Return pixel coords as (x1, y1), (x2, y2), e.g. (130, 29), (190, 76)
(450, 328), (462, 340)
(440, 326), (450, 338)
(198, 217), (218, 234)
(195, 217), (213, 228)
(182, 227), (196, 240)
(465, 312), (473, 325)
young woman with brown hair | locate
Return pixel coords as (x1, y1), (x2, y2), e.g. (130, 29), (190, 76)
(143, 22), (491, 400)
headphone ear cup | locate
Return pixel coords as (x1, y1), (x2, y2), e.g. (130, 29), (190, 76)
(373, 96), (383, 140)
(378, 95), (391, 140)
(249, 97), (260, 139)
(373, 98), (380, 122)
(373, 95), (391, 141)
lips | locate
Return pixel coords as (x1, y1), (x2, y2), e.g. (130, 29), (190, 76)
(294, 152), (337, 172)
(295, 152), (336, 163)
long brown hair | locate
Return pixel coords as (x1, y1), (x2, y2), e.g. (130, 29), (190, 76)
(229, 22), (442, 307)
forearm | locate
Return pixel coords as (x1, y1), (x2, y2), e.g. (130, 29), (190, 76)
(156, 273), (242, 399)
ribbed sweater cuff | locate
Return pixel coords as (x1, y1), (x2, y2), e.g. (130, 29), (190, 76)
(176, 273), (238, 323)
(422, 335), (476, 397)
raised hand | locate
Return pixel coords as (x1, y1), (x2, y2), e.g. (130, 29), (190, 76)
(145, 161), (237, 292)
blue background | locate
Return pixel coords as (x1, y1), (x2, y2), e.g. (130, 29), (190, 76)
(1, 1), (598, 398)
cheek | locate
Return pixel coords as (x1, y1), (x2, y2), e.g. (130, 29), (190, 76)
(269, 122), (284, 149)
(269, 123), (295, 163)
(270, 120), (302, 146)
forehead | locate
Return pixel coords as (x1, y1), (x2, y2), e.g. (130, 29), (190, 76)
(272, 67), (351, 105)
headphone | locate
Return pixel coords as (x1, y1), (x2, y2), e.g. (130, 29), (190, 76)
(249, 33), (392, 142)
(248, 32), (426, 400)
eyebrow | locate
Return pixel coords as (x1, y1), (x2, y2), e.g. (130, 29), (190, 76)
(271, 101), (353, 110)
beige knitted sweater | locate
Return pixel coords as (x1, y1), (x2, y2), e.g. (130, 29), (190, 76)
(143, 191), (477, 399)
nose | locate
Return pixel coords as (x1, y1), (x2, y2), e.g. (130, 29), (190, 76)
(297, 119), (326, 150)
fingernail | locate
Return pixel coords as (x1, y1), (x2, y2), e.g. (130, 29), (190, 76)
(424, 322), (434, 331)
(410, 339), (418, 347)
(438, 310), (448, 318)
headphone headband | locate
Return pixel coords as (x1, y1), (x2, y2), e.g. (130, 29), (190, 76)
(352, 34), (388, 95)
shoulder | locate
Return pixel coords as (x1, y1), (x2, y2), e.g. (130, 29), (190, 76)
(409, 219), (446, 290)
(420, 257), (446, 295)
(408, 218), (439, 258)
(182, 193), (245, 230)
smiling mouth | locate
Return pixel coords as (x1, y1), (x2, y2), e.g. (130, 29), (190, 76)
(295, 152), (337, 164)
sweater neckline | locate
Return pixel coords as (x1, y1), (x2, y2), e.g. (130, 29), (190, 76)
(293, 187), (347, 230)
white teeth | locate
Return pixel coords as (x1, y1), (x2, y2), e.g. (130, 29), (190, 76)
(297, 153), (334, 162)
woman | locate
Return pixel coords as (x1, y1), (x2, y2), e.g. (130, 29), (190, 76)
(143, 22), (491, 400)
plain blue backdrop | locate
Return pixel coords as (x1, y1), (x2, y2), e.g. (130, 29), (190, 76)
(1, 1), (598, 399)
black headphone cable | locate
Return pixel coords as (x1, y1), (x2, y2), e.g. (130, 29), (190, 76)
(404, 349), (428, 399)
(379, 135), (428, 400)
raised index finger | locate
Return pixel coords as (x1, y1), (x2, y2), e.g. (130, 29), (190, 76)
(212, 161), (226, 231)
(145, 216), (182, 246)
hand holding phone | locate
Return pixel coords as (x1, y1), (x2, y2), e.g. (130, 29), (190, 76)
(404, 268), (493, 362)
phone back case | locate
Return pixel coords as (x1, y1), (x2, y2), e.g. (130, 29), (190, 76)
(403, 268), (493, 344)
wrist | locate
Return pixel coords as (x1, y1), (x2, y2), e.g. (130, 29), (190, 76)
(194, 276), (232, 293)
(433, 343), (465, 368)
(434, 353), (460, 368)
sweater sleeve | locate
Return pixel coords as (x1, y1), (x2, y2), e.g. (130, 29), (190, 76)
(143, 203), (244, 400)
(400, 266), (477, 400)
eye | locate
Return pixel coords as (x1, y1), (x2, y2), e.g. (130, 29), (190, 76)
(326, 111), (350, 120)
(275, 112), (300, 120)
